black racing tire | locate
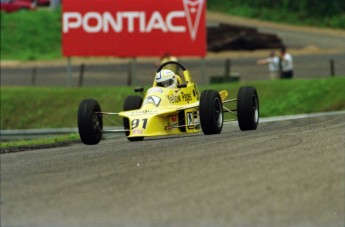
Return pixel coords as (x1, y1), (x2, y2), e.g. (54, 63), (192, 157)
(123, 95), (144, 141)
(78, 99), (103, 145)
(237, 86), (259, 131)
(200, 90), (223, 135)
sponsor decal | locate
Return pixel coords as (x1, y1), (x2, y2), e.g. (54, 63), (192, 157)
(181, 92), (192, 103)
(132, 128), (143, 134)
(167, 115), (178, 130)
(186, 112), (193, 129)
(166, 94), (181, 104)
(130, 109), (158, 116)
(183, 0), (204, 40)
(143, 96), (161, 107)
(62, 0), (206, 57)
(156, 72), (162, 80)
(148, 87), (163, 93)
(63, 1), (204, 40)
(194, 110), (200, 128)
(171, 115), (177, 122)
(63, 11), (187, 34)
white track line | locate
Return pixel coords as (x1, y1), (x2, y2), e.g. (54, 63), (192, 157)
(259, 110), (345, 123)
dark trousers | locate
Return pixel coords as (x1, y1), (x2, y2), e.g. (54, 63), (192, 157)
(281, 70), (293, 79)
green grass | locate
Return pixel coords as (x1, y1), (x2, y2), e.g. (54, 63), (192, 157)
(1, 77), (344, 150)
(208, 2), (345, 29)
(0, 9), (62, 60)
(1, 78), (345, 130)
(255, 78), (345, 115)
(0, 133), (79, 150)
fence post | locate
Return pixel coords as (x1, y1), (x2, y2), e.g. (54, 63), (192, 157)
(199, 58), (205, 84)
(330, 59), (335, 77)
(225, 58), (231, 78)
(67, 57), (72, 87)
(50, 0), (60, 10)
(127, 58), (136, 86)
(31, 66), (37, 86)
(127, 61), (132, 86)
(79, 63), (85, 87)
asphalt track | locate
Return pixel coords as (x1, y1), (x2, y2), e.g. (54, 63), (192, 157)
(1, 113), (344, 227)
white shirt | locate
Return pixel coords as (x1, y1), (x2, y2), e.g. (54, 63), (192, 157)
(281, 53), (293, 71)
(267, 56), (279, 72)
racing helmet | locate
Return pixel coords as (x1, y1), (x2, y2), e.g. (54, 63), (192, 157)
(155, 69), (178, 88)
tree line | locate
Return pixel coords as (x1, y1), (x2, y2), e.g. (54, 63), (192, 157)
(208, 0), (345, 18)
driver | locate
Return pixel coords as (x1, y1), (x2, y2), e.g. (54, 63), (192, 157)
(155, 69), (179, 88)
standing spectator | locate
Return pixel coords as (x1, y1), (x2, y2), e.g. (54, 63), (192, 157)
(279, 46), (294, 79)
(256, 50), (279, 80)
(50, 0), (61, 9)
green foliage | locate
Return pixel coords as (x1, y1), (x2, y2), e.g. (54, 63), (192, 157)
(1, 78), (344, 130)
(256, 78), (345, 116)
(0, 86), (133, 129)
(0, 9), (62, 60)
(208, 0), (345, 29)
(0, 133), (79, 149)
(208, 0), (345, 17)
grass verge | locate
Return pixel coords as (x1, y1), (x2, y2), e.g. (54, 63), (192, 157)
(0, 133), (79, 153)
(0, 9), (62, 60)
(1, 78), (345, 130)
(1, 77), (344, 151)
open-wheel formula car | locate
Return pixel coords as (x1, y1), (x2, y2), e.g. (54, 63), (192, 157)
(78, 61), (259, 145)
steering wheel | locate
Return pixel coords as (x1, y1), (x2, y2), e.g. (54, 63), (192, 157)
(156, 61), (186, 72)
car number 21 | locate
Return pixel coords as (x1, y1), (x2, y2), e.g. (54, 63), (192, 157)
(131, 118), (148, 129)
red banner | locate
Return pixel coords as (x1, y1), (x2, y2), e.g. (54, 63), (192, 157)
(62, 0), (206, 57)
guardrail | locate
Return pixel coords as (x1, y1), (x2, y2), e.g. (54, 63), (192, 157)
(1, 111), (344, 141)
(0, 128), (78, 141)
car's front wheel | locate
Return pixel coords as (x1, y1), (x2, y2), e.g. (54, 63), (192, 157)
(237, 86), (259, 131)
(200, 90), (223, 135)
(78, 99), (103, 145)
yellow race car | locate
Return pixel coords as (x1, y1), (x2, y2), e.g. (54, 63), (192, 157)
(78, 61), (259, 145)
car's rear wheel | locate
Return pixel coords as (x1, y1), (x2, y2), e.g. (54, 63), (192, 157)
(237, 86), (259, 131)
(123, 95), (144, 141)
(200, 90), (223, 135)
(78, 99), (103, 145)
